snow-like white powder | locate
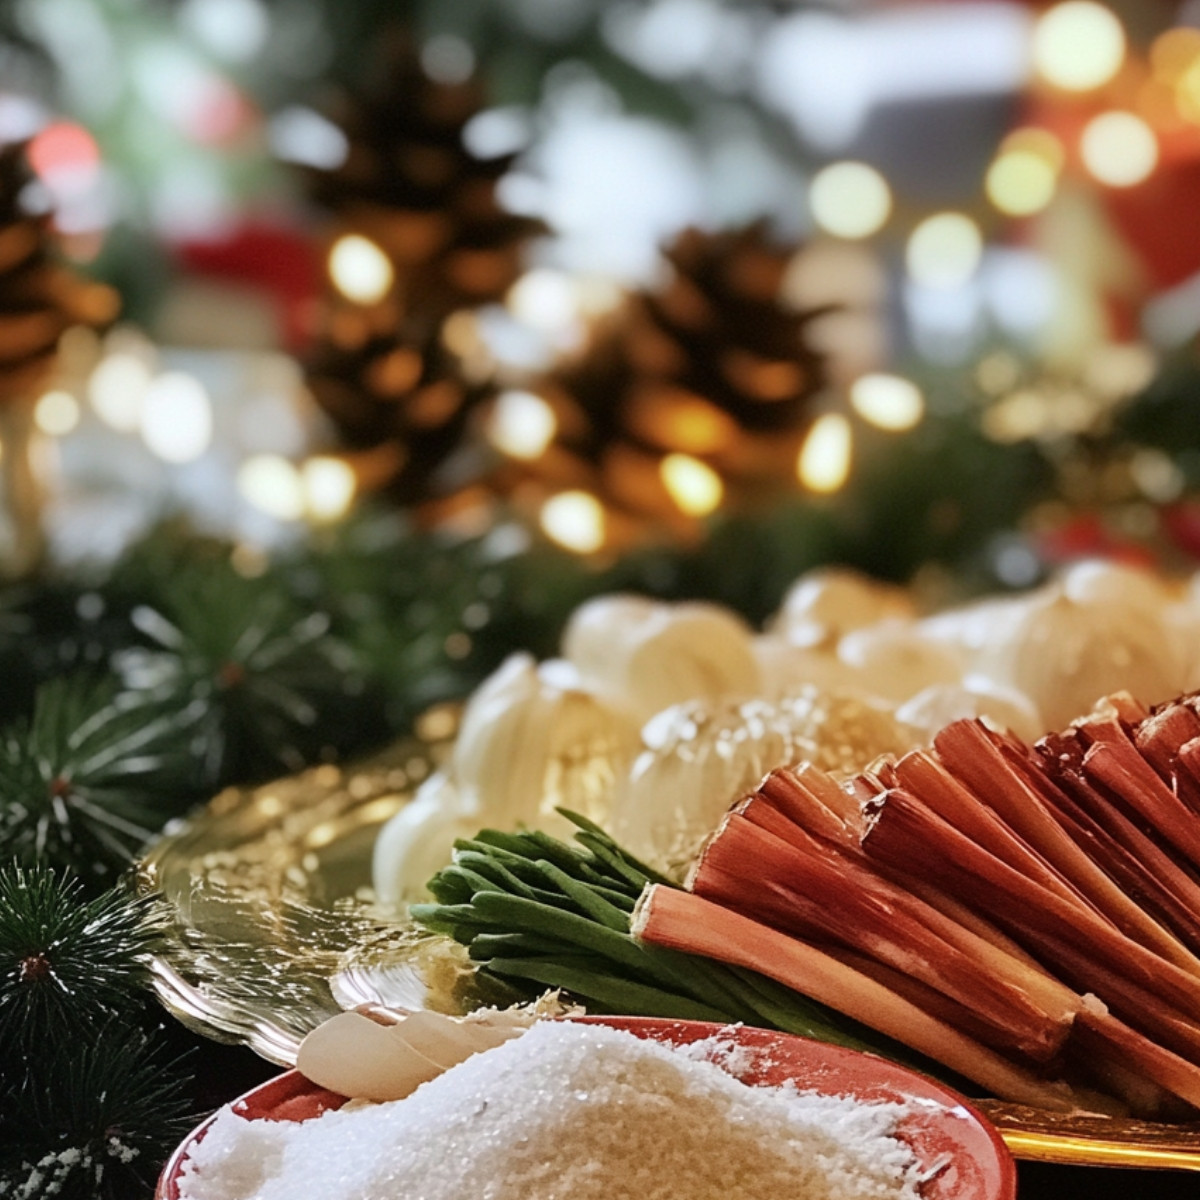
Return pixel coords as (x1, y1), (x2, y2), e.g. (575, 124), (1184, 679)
(178, 1021), (927, 1200)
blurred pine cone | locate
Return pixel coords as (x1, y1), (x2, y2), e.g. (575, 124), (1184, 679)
(0, 142), (117, 404)
(304, 37), (544, 507)
(491, 224), (834, 538)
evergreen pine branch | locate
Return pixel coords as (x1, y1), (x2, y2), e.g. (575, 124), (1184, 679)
(0, 677), (184, 886)
(0, 866), (165, 1051)
(115, 564), (375, 789)
(0, 1021), (193, 1200)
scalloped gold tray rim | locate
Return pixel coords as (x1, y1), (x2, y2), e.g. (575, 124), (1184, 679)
(139, 719), (1200, 1172)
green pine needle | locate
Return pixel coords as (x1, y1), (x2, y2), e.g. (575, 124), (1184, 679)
(0, 1021), (193, 1200)
(116, 566), (369, 788)
(0, 677), (183, 885)
(0, 866), (164, 1051)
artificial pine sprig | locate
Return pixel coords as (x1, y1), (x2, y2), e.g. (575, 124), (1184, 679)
(0, 1021), (193, 1200)
(0, 865), (164, 1051)
(115, 564), (371, 789)
(0, 677), (184, 886)
(412, 812), (907, 1059)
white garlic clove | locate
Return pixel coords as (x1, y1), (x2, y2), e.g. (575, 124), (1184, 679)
(371, 782), (480, 906)
(771, 568), (914, 649)
(297, 1011), (449, 1102)
(751, 635), (871, 701)
(452, 656), (641, 827)
(565, 596), (761, 722)
(836, 619), (964, 704)
(1059, 558), (1178, 614)
(895, 677), (1043, 744)
(297, 1010), (530, 1102)
(610, 689), (914, 875)
(970, 585), (1185, 731)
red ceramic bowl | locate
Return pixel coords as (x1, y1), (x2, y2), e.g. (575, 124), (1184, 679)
(158, 1016), (1016, 1200)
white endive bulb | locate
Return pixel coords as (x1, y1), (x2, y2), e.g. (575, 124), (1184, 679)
(771, 567), (914, 648)
(752, 634), (867, 699)
(562, 595), (762, 721)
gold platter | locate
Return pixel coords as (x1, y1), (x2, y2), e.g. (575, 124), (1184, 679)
(139, 706), (1200, 1171)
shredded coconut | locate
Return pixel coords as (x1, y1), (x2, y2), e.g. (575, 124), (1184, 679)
(178, 1021), (927, 1200)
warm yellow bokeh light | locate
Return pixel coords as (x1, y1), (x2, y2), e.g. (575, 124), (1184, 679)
(329, 234), (394, 304)
(1080, 111), (1158, 186)
(986, 150), (1058, 216)
(34, 390), (81, 437)
(1033, 2), (1125, 93)
(1151, 27), (1200, 84)
(809, 161), (892, 239)
(140, 372), (213, 463)
(797, 413), (853, 493)
(302, 457), (357, 521)
(540, 491), (606, 553)
(487, 390), (557, 460)
(660, 453), (724, 516)
(238, 455), (306, 520)
(1177, 59), (1200, 124)
(906, 213), (983, 289)
(88, 353), (152, 432)
(848, 374), (925, 431)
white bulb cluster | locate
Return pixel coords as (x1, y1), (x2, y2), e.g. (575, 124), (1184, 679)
(374, 558), (1200, 900)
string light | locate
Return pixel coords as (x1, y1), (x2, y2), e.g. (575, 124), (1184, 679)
(329, 234), (394, 304)
(985, 130), (1063, 216)
(797, 413), (852, 493)
(1080, 111), (1157, 187)
(1033, 2), (1125, 93)
(486, 390), (557, 460)
(849, 374), (925, 431)
(906, 213), (982, 289)
(808, 161), (892, 239)
(34, 391), (81, 437)
(540, 491), (605, 553)
(88, 353), (152, 431)
(140, 372), (212, 463)
(660, 453), (724, 516)
(301, 457), (357, 521)
(238, 455), (305, 520)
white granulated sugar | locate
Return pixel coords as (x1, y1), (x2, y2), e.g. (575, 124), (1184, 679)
(178, 1021), (926, 1200)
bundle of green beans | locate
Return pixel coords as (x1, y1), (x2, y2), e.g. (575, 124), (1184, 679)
(412, 811), (922, 1065)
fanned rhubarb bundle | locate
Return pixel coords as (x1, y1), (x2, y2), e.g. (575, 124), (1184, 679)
(632, 690), (1200, 1118)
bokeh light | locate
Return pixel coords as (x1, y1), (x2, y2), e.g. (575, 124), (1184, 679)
(301, 457), (357, 521)
(808, 161), (892, 239)
(848, 374), (925, 431)
(1080, 111), (1158, 187)
(1033, 2), (1126, 93)
(140, 373), (213, 463)
(34, 391), (81, 437)
(88, 354), (152, 432)
(797, 413), (852, 493)
(985, 131), (1063, 216)
(906, 213), (983, 289)
(238, 454), (305, 520)
(540, 491), (606, 553)
(487, 390), (558, 460)
(329, 235), (394, 304)
(660, 453), (724, 516)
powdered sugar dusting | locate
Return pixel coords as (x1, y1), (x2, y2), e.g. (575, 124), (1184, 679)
(179, 1021), (927, 1200)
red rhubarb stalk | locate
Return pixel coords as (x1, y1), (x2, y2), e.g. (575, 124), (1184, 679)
(632, 884), (1079, 1111)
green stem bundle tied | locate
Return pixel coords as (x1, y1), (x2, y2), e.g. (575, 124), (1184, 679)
(412, 811), (915, 1063)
